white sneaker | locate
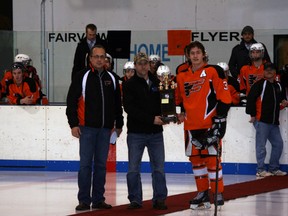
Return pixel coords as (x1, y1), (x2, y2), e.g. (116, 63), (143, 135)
(271, 170), (287, 176)
(256, 170), (273, 177)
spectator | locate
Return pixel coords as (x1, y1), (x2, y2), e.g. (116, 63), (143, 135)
(6, 62), (40, 105)
(122, 52), (168, 210)
(71, 23), (108, 81)
(246, 62), (288, 177)
(175, 41), (231, 210)
(217, 62), (240, 106)
(148, 54), (163, 76)
(228, 25), (271, 79)
(66, 44), (124, 211)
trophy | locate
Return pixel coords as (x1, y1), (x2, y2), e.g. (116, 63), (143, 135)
(157, 65), (179, 123)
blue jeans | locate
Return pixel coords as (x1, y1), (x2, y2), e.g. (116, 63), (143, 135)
(253, 120), (284, 172)
(126, 132), (168, 204)
(77, 126), (111, 205)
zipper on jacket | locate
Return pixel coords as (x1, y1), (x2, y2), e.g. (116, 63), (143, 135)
(98, 72), (105, 128)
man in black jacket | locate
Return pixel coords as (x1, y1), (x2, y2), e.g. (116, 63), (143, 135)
(246, 62), (287, 178)
(228, 25), (271, 79)
(66, 44), (123, 211)
(122, 52), (168, 210)
(71, 24), (108, 81)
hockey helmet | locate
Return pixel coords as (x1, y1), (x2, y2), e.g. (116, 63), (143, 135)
(123, 61), (135, 70)
(156, 65), (171, 77)
(14, 54), (31, 65)
(249, 43), (264, 59)
(149, 54), (161, 62)
(217, 62), (229, 72)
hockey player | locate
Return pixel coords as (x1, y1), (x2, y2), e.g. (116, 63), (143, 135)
(175, 41), (231, 210)
(121, 61), (135, 82)
(239, 43), (267, 96)
(1, 54), (33, 98)
(217, 62), (240, 106)
(148, 54), (163, 76)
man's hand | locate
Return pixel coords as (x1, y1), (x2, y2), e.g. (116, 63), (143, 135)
(249, 116), (256, 123)
(115, 128), (122, 137)
(71, 126), (81, 138)
(154, 116), (165, 125)
(20, 95), (34, 105)
(177, 112), (185, 124)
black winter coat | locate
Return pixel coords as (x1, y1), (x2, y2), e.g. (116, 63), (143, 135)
(122, 72), (163, 134)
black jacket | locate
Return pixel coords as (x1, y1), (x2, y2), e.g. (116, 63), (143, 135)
(71, 36), (108, 81)
(122, 72), (163, 133)
(228, 39), (271, 79)
(246, 79), (286, 125)
(66, 67), (123, 129)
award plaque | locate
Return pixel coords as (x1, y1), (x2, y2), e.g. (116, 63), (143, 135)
(157, 65), (178, 123)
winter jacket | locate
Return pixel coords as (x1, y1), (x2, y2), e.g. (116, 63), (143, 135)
(122, 72), (163, 134)
(66, 67), (123, 129)
(246, 79), (286, 125)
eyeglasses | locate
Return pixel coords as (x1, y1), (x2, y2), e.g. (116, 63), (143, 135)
(91, 55), (105, 60)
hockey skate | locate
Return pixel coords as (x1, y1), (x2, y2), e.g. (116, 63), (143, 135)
(190, 190), (211, 210)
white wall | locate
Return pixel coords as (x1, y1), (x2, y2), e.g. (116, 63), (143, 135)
(13, 0), (288, 31)
(0, 106), (287, 166)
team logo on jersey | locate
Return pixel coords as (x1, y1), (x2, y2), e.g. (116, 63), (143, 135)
(248, 74), (261, 87)
(184, 79), (205, 96)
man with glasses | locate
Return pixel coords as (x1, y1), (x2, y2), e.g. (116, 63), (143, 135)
(66, 44), (123, 211)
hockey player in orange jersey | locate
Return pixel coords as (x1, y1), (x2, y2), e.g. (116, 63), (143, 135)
(239, 43), (267, 96)
(175, 41), (231, 210)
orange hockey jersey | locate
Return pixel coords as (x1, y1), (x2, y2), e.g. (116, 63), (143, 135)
(175, 64), (231, 130)
(7, 78), (40, 105)
(239, 64), (264, 95)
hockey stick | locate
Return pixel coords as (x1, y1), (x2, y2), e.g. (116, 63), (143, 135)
(214, 138), (220, 216)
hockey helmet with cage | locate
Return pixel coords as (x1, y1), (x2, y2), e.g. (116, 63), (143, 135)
(249, 43), (264, 59)
(14, 54), (31, 65)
